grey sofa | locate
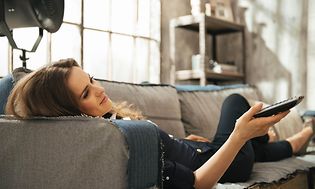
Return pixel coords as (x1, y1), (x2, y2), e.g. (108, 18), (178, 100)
(0, 76), (314, 189)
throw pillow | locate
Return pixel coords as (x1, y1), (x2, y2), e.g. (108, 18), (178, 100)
(0, 75), (14, 114)
(0, 67), (32, 115)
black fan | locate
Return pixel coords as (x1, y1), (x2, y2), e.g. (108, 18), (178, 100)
(0, 0), (64, 67)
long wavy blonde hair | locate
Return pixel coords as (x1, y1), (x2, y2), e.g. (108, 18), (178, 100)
(5, 58), (144, 120)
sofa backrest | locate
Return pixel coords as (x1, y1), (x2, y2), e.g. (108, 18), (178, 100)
(99, 80), (186, 138)
(98, 80), (262, 141)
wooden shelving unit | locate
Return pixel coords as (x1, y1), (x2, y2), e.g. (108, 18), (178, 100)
(169, 13), (246, 85)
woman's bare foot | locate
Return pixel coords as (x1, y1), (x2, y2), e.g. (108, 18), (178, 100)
(268, 129), (278, 143)
(286, 126), (314, 154)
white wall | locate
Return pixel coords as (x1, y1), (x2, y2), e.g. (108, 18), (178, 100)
(307, 0), (315, 109)
(242, 0), (310, 111)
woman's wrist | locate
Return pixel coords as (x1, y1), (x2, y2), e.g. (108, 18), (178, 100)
(229, 130), (248, 146)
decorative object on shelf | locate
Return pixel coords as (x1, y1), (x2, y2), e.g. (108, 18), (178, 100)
(190, 0), (234, 22)
(205, 1), (215, 16)
(209, 60), (238, 74)
(209, 59), (218, 70)
(209, 0), (234, 22)
(190, 0), (206, 16)
(191, 0), (215, 17)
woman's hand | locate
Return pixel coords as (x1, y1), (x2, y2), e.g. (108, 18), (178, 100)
(185, 134), (210, 142)
(233, 103), (290, 143)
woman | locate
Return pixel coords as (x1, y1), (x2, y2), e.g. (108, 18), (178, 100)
(5, 58), (313, 189)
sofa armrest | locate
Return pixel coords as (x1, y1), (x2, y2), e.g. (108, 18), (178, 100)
(0, 116), (161, 189)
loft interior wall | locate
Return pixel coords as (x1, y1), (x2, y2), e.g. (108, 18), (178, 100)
(243, 0), (309, 111)
(161, 0), (190, 83)
(161, 0), (314, 111)
(307, 0), (315, 109)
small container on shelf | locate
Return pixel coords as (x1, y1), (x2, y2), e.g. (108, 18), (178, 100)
(192, 54), (202, 71)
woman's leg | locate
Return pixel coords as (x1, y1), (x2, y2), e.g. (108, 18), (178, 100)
(252, 140), (292, 162)
(210, 94), (255, 182)
(213, 93), (251, 137)
(286, 125), (315, 154)
(285, 126), (313, 154)
(213, 93), (269, 143)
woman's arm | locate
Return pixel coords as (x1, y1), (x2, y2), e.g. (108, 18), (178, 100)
(193, 103), (289, 189)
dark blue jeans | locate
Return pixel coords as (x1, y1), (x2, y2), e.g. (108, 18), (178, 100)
(161, 94), (292, 188)
(211, 94), (292, 182)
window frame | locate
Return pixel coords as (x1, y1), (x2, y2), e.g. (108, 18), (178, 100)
(1, 0), (161, 83)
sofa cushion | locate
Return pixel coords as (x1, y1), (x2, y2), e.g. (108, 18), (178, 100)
(99, 80), (186, 138)
(215, 155), (315, 188)
(176, 85), (261, 140)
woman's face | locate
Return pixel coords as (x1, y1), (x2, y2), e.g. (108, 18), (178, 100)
(67, 66), (113, 116)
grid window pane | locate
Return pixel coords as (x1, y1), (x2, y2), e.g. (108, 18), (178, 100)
(13, 33), (48, 70)
(135, 38), (149, 83)
(83, 29), (109, 79)
(111, 0), (136, 34)
(111, 34), (134, 82)
(137, 0), (150, 37)
(149, 40), (160, 83)
(63, 0), (82, 24)
(0, 38), (9, 76)
(150, 0), (161, 41)
(3, 0), (161, 84)
(51, 24), (81, 64)
(84, 0), (110, 30)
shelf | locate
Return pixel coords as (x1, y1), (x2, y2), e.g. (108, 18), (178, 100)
(205, 70), (244, 81)
(169, 14), (246, 85)
(176, 69), (244, 82)
(170, 14), (244, 35)
(176, 70), (203, 80)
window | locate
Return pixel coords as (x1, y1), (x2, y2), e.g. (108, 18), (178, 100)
(0, 0), (161, 83)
